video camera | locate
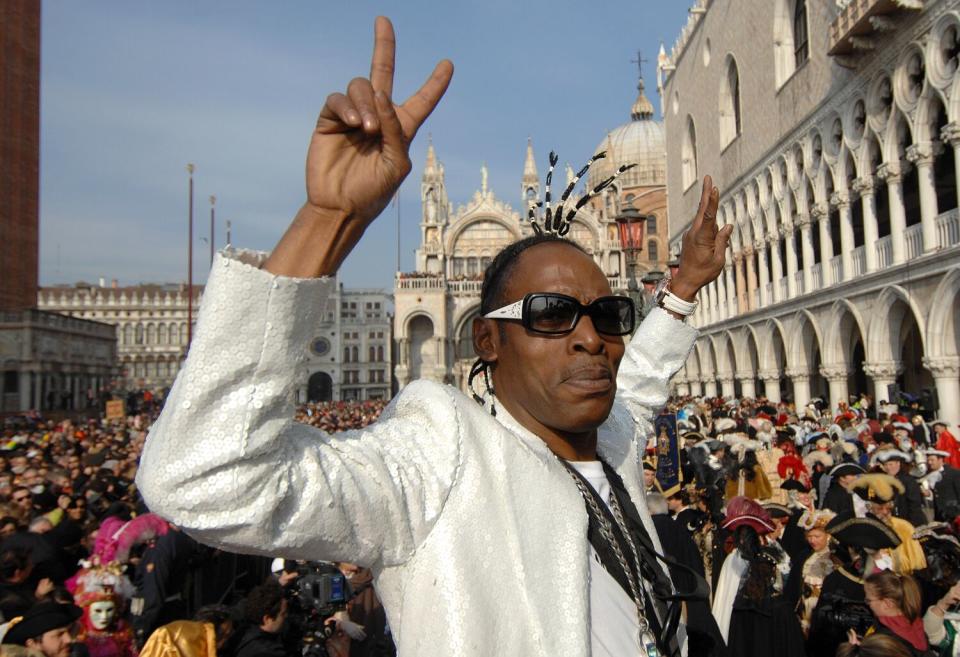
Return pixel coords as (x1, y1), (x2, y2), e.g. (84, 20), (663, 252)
(283, 561), (352, 657)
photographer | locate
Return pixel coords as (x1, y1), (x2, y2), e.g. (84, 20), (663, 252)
(841, 570), (928, 657)
(236, 580), (291, 657)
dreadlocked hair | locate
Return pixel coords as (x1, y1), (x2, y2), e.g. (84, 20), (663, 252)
(467, 234), (589, 416)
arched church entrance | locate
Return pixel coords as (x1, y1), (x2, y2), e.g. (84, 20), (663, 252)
(408, 315), (436, 382)
(307, 371), (333, 402)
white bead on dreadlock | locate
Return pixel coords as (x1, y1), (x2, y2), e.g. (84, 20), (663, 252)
(526, 149), (637, 236)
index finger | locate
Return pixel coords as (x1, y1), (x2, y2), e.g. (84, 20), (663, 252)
(398, 59), (454, 139)
(370, 16), (396, 97)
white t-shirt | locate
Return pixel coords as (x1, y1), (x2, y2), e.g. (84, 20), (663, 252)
(567, 460), (643, 657)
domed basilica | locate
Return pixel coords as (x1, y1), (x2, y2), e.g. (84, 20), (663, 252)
(393, 75), (670, 391)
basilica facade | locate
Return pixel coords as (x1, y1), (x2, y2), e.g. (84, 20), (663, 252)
(393, 79), (670, 392)
(660, 0), (960, 426)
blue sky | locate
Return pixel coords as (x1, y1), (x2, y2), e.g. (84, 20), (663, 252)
(39, 1), (691, 289)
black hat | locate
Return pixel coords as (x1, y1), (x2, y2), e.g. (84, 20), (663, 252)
(826, 511), (901, 550)
(762, 502), (792, 519)
(780, 478), (811, 493)
(682, 431), (704, 442)
(829, 462), (865, 478)
(873, 432), (897, 447)
(4, 603), (82, 645)
(642, 459), (656, 472)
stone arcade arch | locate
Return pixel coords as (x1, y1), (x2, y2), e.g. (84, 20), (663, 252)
(820, 299), (869, 407)
(867, 287), (928, 402)
(925, 270), (960, 424)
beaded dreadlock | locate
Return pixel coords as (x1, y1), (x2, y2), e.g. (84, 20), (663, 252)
(527, 150), (637, 236)
(467, 234), (587, 416)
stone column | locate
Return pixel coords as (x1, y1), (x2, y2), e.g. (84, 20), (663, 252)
(853, 177), (879, 273)
(718, 373), (736, 399)
(906, 141), (941, 254)
(703, 282), (714, 325)
(725, 264), (737, 319)
(820, 364), (852, 411)
(769, 234), (784, 303)
(923, 357), (960, 428)
(756, 240), (770, 307)
(831, 191), (854, 281)
(744, 246), (758, 311)
(785, 368), (811, 409)
(688, 377), (703, 397)
(674, 375), (690, 397)
(18, 371), (30, 411)
(733, 252), (747, 314)
(33, 374), (42, 411)
(758, 369), (782, 403)
(863, 360), (903, 403)
(813, 204), (834, 286)
(716, 268), (728, 320)
(798, 214), (815, 293)
(703, 378), (718, 398)
(877, 162), (907, 265)
(785, 227), (798, 298)
(736, 370), (757, 399)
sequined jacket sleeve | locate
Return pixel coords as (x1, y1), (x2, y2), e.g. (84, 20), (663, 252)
(613, 308), (697, 436)
(136, 250), (461, 569)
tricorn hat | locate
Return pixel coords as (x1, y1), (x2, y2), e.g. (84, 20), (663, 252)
(826, 511), (901, 550)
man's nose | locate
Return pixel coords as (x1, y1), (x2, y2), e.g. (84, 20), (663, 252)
(570, 314), (604, 354)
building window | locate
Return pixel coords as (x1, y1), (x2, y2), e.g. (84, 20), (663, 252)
(352, 346), (359, 362)
(647, 240), (658, 262)
(682, 117), (698, 189)
(344, 346), (351, 363)
(646, 215), (657, 233)
(719, 56), (742, 148)
(135, 323), (144, 345)
(794, 0), (808, 68)
(377, 345), (384, 361)
(369, 346), (376, 361)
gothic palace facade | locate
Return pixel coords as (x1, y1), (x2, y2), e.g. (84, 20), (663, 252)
(660, 0), (960, 426)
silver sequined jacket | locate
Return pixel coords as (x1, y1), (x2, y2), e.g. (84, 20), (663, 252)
(137, 249), (698, 657)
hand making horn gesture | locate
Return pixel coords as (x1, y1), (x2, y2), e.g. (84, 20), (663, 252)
(670, 175), (733, 301)
(265, 17), (454, 278)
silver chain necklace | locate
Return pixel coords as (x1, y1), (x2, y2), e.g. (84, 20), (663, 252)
(565, 468), (656, 652)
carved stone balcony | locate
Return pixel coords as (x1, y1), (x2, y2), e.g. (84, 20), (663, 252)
(828, 0), (923, 58)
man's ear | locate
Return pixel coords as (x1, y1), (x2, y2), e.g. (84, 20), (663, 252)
(472, 317), (499, 364)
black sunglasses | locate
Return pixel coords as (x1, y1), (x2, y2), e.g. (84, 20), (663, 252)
(484, 292), (635, 336)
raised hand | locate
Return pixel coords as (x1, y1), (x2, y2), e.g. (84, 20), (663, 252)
(671, 175), (733, 301)
(264, 17), (453, 278)
(307, 16), (453, 222)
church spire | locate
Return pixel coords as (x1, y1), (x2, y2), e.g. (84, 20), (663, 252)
(522, 137), (538, 183)
(630, 51), (655, 121)
(521, 137), (540, 218)
(424, 135), (438, 178)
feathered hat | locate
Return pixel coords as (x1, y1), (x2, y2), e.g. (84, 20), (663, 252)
(798, 508), (836, 532)
(850, 473), (905, 503)
(777, 454), (809, 481)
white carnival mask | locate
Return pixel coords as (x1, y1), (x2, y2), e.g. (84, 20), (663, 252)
(89, 600), (116, 631)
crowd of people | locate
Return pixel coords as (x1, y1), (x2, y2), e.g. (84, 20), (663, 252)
(0, 393), (392, 657)
(647, 391), (960, 657)
(5, 384), (960, 657)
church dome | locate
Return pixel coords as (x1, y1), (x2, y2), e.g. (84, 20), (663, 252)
(588, 77), (666, 191)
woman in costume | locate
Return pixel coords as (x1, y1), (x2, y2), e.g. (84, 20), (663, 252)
(797, 508), (836, 636)
(73, 563), (137, 657)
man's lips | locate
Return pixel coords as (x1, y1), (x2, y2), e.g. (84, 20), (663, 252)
(563, 366), (614, 392)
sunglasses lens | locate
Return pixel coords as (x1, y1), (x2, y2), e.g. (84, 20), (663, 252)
(526, 295), (578, 333)
(590, 298), (635, 335)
